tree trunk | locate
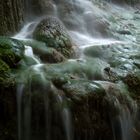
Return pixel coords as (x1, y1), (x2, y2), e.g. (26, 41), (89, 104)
(0, 0), (24, 36)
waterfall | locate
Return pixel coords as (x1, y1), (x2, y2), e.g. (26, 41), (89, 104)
(14, 0), (139, 140)
(24, 45), (40, 64)
(94, 81), (138, 140)
(17, 84), (24, 140)
(16, 63), (73, 140)
(17, 83), (32, 140)
(13, 22), (37, 40)
(111, 109), (133, 140)
(110, 98), (136, 140)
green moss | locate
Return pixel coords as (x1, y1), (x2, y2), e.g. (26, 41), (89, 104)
(0, 36), (24, 86)
(0, 59), (14, 87)
(0, 36), (25, 68)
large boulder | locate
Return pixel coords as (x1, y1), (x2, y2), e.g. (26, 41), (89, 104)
(33, 17), (74, 58)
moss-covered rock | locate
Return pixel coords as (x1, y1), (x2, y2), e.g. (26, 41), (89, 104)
(23, 39), (66, 63)
(0, 36), (25, 68)
(33, 17), (74, 58)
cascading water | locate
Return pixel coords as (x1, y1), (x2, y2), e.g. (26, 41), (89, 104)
(17, 84), (24, 140)
(108, 92), (137, 140)
(14, 0), (139, 140)
(13, 22), (38, 40)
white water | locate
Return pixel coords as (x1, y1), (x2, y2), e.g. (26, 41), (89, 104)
(24, 45), (40, 64)
(13, 0), (127, 49)
(13, 22), (38, 40)
(17, 84), (24, 140)
(111, 102), (134, 140)
(94, 81), (137, 140)
(69, 30), (125, 49)
(58, 95), (73, 140)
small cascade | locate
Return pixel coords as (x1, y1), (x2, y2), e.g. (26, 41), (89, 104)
(16, 63), (73, 140)
(43, 82), (73, 140)
(24, 45), (40, 64)
(100, 81), (137, 140)
(16, 83), (32, 140)
(13, 22), (38, 40)
(57, 94), (73, 140)
(111, 108), (134, 140)
(69, 30), (125, 49)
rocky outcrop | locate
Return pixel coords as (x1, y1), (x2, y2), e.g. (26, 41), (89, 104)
(33, 17), (74, 58)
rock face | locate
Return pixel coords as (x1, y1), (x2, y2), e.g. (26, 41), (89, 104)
(33, 17), (74, 58)
(30, 0), (56, 16)
(0, 0), (24, 35)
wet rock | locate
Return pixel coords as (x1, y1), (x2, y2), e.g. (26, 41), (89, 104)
(117, 30), (132, 35)
(110, 0), (140, 5)
(14, 62), (136, 140)
(30, 0), (56, 16)
(123, 71), (140, 94)
(55, 1), (82, 30)
(43, 58), (111, 81)
(62, 79), (136, 140)
(0, 36), (24, 88)
(1, 1), (140, 140)
(33, 17), (74, 58)
(37, 47), (66, 63)
(23, 39), (66, 63)
(0, 36), (25, 68)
